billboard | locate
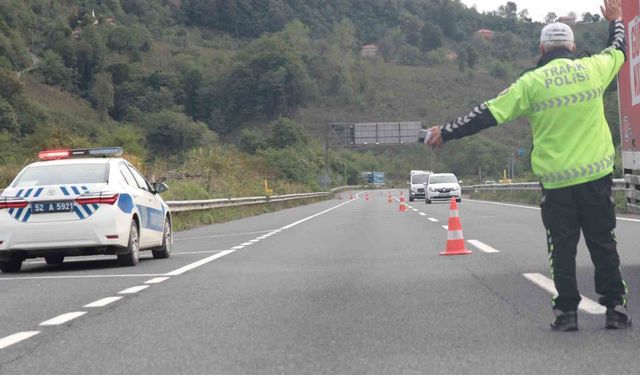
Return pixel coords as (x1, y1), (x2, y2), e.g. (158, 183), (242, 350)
(350, 122), (423, 145)
(620, 0), (640, 170)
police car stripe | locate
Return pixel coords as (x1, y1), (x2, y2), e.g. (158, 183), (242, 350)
(81, 186), (88, 191)
(22, 209), (32, 223)
(60, 187), (70, 196)
(9, 189), (24, 216)
(73, 206), (85, 219)
(71, 186), (80, 195)
(82, 204), (93, 216)
(14, 207), (24, 220)
(24, 188), (33, 198)
(92, 204), (99, 210)
(34, 188), (43, 197)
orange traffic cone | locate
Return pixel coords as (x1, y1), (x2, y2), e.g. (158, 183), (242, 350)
(399, 193), (406, 212)
(440, 197), (472, 256)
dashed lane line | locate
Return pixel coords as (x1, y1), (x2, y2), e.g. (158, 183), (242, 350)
(428, 218), (439, 222)
(173, 250), (228, 255)
(442, 225), (448, 230)
(145, 277), (170, 284)
(1, 195), (360, 351)
(174, 230), (276, 241)
(84, 297), (123, 308)
(419, 212), (427, 216)
(468, 240), (500, 253)
(0, 331), (40, 350)
(39, 312), (87, 326)
(523, 273), (606, 315)
(118, 285), (149, 294)
(467, 199), (640, 223)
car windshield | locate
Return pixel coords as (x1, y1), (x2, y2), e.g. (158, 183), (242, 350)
(412, 174), (429, 184)
(12, 163), (109, 188)
(429, 175), (457, 184)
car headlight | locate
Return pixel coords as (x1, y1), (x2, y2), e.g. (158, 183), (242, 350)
(428, 187), (436, 192)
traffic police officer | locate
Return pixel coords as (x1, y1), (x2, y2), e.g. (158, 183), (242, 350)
(423, 0), (630, 331)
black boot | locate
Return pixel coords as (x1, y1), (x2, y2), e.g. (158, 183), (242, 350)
(551, 310), (578, 331)
(605, 306), (632, 330)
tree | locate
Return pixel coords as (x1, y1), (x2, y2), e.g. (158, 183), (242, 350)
(498, 2), (518, 20)
(545, 12), (558, 23)
(94, 72), (114, 121)
(519, 9), (532, 23)
(457, 48), (468, 72)
(271, 118), (307, 149)
(38, 50), (76, 89)
(0, 98), (19, 137)
(420, 22), (443, 53)
(582, 12), (595, 23)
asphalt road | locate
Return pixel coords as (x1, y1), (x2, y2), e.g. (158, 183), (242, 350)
(1, 191), (640, 374)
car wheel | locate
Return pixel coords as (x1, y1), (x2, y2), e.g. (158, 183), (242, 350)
(45, 255), (65, 265)
(118, 221), (140, 267)
(426, 199), (432, 204)
(0, 256), (23, 273)
(152, 218), (172, 259)
(456, 198), (462, 203)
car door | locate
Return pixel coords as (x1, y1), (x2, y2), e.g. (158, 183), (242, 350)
(122, 164), (164, 247)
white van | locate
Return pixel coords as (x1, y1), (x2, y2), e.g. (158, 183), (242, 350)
(408, 170), (432, 202)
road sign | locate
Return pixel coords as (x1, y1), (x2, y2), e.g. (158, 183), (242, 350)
(327, 122), (423, 147)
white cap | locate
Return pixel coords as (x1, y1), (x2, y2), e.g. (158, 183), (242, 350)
(540, 23), (574, 43)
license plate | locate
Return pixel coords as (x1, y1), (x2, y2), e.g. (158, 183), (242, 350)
(31, 201), (75, 214)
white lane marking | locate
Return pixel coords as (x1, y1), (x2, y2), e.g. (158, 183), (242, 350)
(468, 240), (500, 253)
(165, 198), (356, 277)
(419, 212), (427, 216)
(412, 209), (419, 212)
(466, 199), (540, 210)
(84, 296), (122, 308)
(249, 239), (260, 243)
(0, 274), (166, 281)
(231, 246), (245, 250)
(165, 250), (236, 276)
(175, 230), (275, 241)
(145, 277), (170, 284)
(281, 198), (356, 230)
(240, 242), (253, 246)
(118, 285), (149, 294)
(0, 331), (40, 350)
(442, 225), (448, 230)
(172, 250), (228, 255)
(39, 312), (87, 326)
(428, 218), (439, 222)
(523, 273), (606, 315)
(467, 199), (640, 222)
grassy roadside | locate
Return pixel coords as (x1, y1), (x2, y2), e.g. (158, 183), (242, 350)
(467, 190), (630, 214)
(171, 196), (332, 231)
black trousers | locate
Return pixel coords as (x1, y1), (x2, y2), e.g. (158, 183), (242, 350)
(540, 174), (627, 312)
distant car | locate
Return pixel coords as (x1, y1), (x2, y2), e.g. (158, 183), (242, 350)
(484, 180), (497, 185)
(425, 173), (461, 204)
(0, 147), (172, 273)
(408, 170), (432, 202)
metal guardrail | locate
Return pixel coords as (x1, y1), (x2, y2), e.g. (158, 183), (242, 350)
(0, 186), (361, 213)
(162, 185), (362, 212)
(462, 179), (626, 192)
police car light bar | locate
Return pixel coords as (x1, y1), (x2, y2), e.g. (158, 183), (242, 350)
(39, 147), (124, 161)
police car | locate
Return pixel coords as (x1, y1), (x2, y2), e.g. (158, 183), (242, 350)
(0, 147), (172, 273)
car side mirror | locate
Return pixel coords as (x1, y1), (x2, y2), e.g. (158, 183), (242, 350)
(153, 182), (169, 194)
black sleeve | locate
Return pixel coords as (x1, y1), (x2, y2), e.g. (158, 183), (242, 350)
(440, 103), (499, 142)
(608, 19), (626, 60)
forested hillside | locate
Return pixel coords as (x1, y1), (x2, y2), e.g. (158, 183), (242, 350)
(0, 0), (618, 195)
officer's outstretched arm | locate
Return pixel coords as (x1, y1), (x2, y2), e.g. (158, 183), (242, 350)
(427, 78), (529, 146)
(434, 103), (498, 143)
